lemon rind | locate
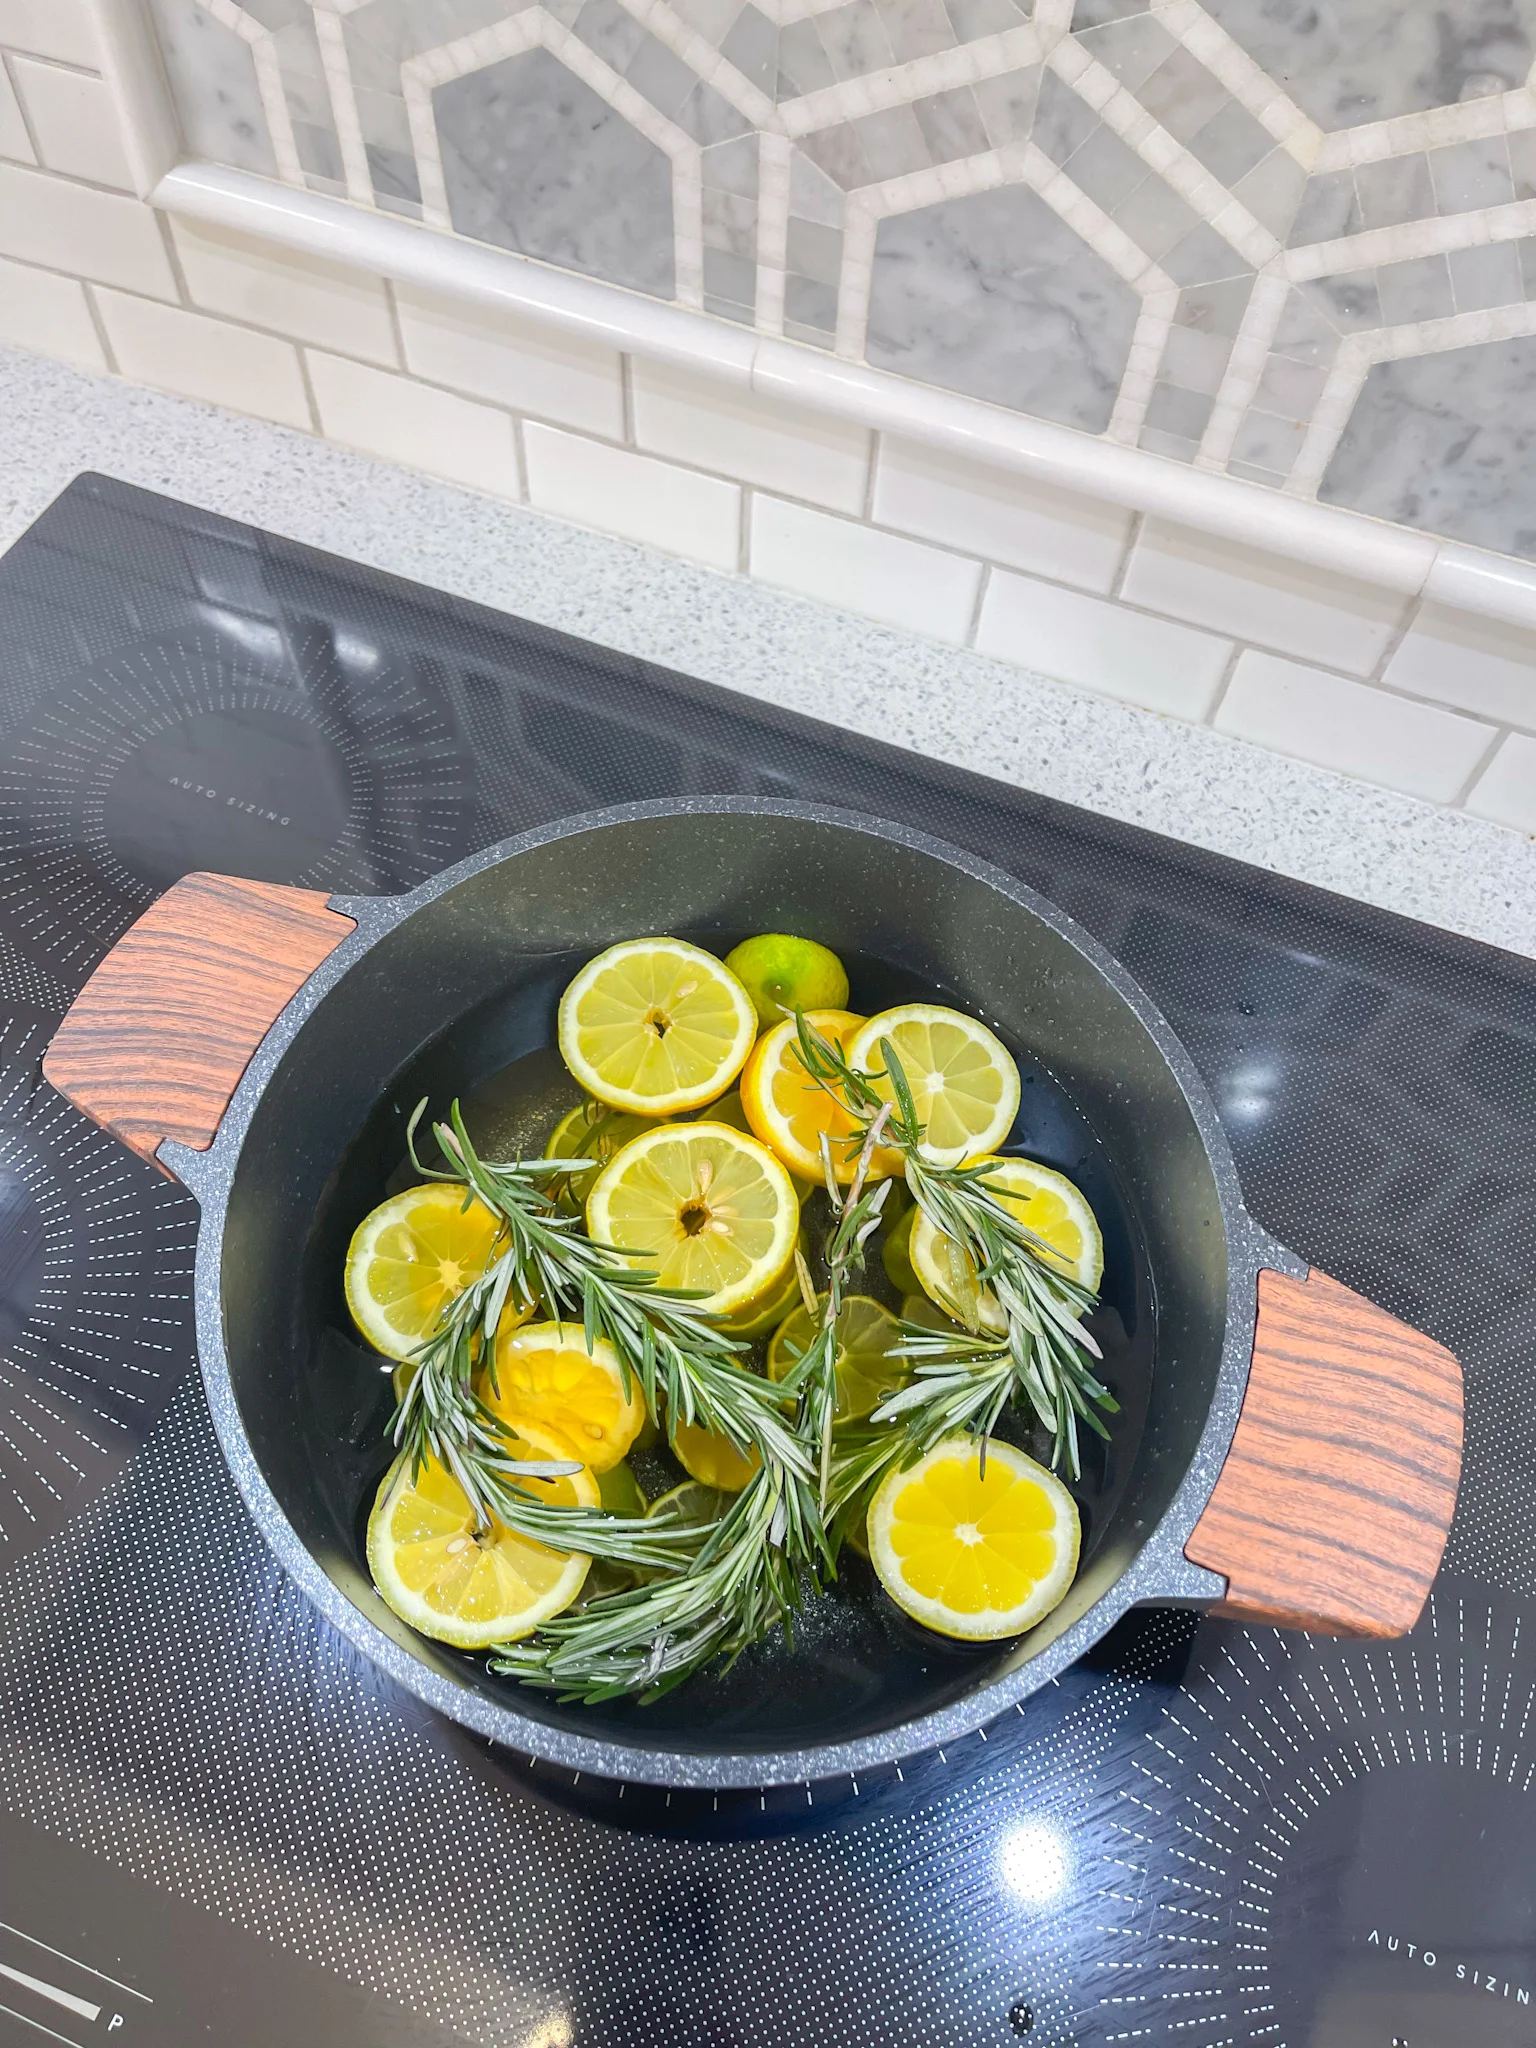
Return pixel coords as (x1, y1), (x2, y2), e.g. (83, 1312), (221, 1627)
(845, 1002), (1021, 1168)
(557, 937), (758, 1116)
(867, 1434), (1080, 1642)
(583, 1120), (800, 1318)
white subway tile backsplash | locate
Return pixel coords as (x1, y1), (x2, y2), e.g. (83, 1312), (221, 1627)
(0, 57), (34, 163)
(396, 285), (623, 439)
(0, 0), (98, 66)
(1215, 651), (1496, 802)
(0, 164), (175, 298)
(0, 252), (104, 369)
(95, 289), (310, 430)
(308, 352), (519, 499)
(975, 573), (1233, 720)
(1466, 732), (1536, 832)
(171, 217), (397, 367)
(525, 423), (739, 569)
(873, 440), (1133, 596)
(750, 498), (981, 643)
(633, 361), (870, 513)
(1383, 602), (1536, 731)
(1121, 518), (1407, 676)
(9, 56), (131, 189)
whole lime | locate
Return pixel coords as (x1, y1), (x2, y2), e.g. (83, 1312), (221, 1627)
(723, 933), (850, 1029)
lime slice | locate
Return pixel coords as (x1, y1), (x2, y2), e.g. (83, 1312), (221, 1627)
(766, 1292), (907, 1422)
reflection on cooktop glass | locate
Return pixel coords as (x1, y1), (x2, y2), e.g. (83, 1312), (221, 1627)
(0, 471), (1531, 2048)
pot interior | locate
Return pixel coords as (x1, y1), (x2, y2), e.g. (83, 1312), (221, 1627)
(218, 810), (1232, 1765)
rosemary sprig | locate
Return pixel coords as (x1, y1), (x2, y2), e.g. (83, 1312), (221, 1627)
(792, 1015), (1115, 1480)
(391, 1101), (806, 1549)
(489, 1098), (894, 1702)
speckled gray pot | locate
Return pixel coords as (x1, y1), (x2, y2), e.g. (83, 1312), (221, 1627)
(157, 799), (1300, 1790)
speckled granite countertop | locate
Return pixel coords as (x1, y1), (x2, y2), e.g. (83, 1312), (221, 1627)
(3, 343), (1534, 958)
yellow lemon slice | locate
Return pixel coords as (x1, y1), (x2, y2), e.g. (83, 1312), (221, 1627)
(558, 937), (757, 1115)
(487, 1318), (646, 1473)
(909, 1155), (1103, 1333)
(846, 1004), (1020, 1167)
(741, 1009), (902, 1185)
(345, 1182), (529, 1362)
(544, 1100), (669, 1208)
(766, 1293), (908, 1422)
(868, 1435), (1080, 1641)
(366, 1424), (597, 1648)
(585, 1121), (799, 1317)
(671, 1418), (761, 1492)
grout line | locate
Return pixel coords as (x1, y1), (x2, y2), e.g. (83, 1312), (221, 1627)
(1203, 640), (1246, 725)
(510, 410), (530, 503)
(1448, 723), (1507, 807)
(1368, 586), (1422, 684)
(862, 429), (879, 523)
(738, 483), (752, 574)
(1108, 509), (1142, 601)
(3, 49), (102, 82)
(965, 561), (991, 648)
(76, 280), (119, 377)
(294, 344), (324, 438)
(153, 206), (192, 309)
(381, 277), (408, 372)
(620, 352), (635, 444)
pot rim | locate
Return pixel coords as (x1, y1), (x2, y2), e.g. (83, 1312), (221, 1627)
(165, 796), (1278, 1789)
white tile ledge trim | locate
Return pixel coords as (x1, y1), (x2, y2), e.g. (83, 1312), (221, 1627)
(156, 162), (1536, 629)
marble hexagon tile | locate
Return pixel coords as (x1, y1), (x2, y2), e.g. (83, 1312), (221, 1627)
(148, 0), (1536, 554)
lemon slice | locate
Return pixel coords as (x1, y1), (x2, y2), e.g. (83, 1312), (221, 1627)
(766, 1293), (908, 1422)
(558, 937), (757, 1115)
(585, 1121), (799, 1317)
(487, 1318), (646, 1472)
(868, 1434), (1080, 1640)
(846, 1004), (1020, 1167)
(366, 1424), (597, 1648)
(345, 1182), (528, 1362)
(671, 1418), (761, 1492)
(741, 1009), (901, 1185)
(544, 1100), (668, 1207)
(647, 1477), (734, 1527)
(909, 1155), (1103, 1333)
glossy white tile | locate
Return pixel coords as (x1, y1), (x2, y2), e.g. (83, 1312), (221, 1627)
(751, 496), (982, 641)
(632, 358), (871, 513)
(95, 289), (310, 429)
(0, 0), (98, 67)
(396, 283), (625, 439)
(976, 569), (1233, 717)
(1465, 731), (1536, 831)
(0, 251), (104, 369)
(1383, 600), (1536, 730)
(872, 437), (1134, 594)
(9, 55), (132, 189)
(1121, 515), (1407, 673)
(0, 164), (176, 299)
(1215, 649), (1496, 801)
(171, 216), (397, 367)
(0, 54), (34, 163)
(525, 422), (741, 569)
(308, 350), (520, 499)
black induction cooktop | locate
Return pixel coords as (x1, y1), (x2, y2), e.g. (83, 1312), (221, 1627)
(0, 472), (1532, 2048)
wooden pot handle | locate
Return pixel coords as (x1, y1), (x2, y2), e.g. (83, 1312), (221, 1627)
(1185, 1266), (1462, 1638)
(43, 872), (356, 1172)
